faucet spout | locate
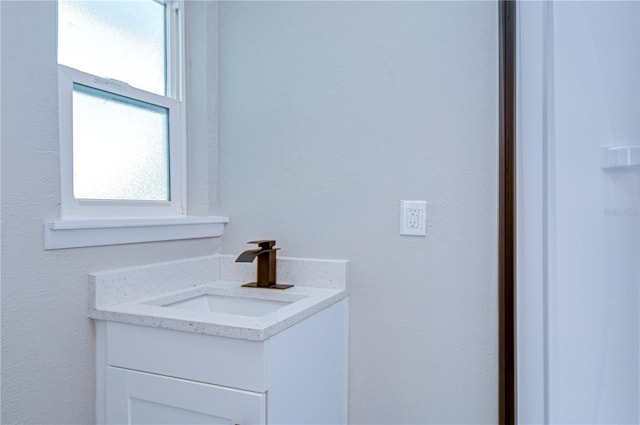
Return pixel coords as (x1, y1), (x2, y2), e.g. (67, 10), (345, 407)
(235, 248), (264, 263)
(234, 240), (293, 290)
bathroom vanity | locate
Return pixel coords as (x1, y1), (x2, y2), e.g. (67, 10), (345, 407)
(90, 255), (349, 425)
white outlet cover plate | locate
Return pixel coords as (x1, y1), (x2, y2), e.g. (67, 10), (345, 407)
(400, 200), (428, 236)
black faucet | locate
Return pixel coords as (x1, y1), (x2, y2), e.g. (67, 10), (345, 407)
(235, 240), (293, 290)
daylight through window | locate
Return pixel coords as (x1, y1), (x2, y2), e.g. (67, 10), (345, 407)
(57, 0), (184, 218)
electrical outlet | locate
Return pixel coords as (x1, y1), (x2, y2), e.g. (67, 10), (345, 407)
(400, 200), (428, 236)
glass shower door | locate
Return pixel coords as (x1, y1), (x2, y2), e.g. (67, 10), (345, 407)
(517, 1), (640, 423)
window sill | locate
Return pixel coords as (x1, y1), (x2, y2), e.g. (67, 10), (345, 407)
(44, 216), (229, 250)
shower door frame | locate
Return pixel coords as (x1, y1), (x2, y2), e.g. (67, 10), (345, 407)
(498, 0), (517, 424)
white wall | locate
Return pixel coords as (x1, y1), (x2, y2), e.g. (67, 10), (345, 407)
(218, 2), (498, 423)
(0, 2), (220, 424)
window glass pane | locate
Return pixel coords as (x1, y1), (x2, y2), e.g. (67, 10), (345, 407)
(72, 84), (170, 201)
(58, 0), (166, 95)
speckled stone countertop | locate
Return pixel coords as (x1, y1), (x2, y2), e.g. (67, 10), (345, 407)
(89, 255), (348, 341)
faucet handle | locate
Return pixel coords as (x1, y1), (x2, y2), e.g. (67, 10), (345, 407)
(247, 240), (276, 250)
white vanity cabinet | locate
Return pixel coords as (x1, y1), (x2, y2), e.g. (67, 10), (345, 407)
(95, 299), (348, 425)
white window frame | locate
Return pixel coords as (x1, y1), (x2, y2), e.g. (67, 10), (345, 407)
(58, 65), (184, 219)
(57, 0), (186, 220)
(46, 0), (229, 249)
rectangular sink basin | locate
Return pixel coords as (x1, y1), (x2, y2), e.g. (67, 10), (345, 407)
(160, 293), (293, 317)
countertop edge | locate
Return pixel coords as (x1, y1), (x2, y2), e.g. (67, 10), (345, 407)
(89, 289), (348, 341)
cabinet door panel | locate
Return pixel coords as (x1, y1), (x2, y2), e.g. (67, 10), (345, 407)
(106, 367), (265, 425)
(130, 398), (226, 424)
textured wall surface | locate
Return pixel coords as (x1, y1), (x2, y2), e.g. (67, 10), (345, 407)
(218, 2), (499, 423)
(0, 2), (220, 424)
